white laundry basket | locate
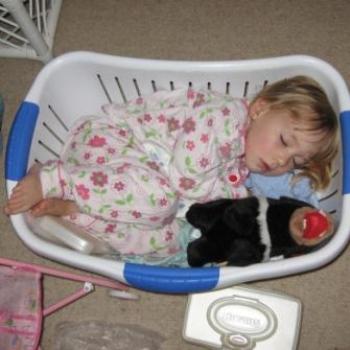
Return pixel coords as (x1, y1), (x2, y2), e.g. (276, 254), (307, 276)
(0, 0), (62, 63)
(5, 51), (350, 293)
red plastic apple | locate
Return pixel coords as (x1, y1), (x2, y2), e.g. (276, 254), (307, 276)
(303, 210), (329, 239)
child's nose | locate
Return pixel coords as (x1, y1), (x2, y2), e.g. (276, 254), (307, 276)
(274, 153), (291, 168)
(276, 158), (285, 167)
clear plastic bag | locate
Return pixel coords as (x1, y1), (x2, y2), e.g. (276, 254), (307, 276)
(53, 320), (165, 350)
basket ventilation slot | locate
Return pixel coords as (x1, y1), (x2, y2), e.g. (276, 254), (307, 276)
(97, 74), (112, 103)
(151, 80), (157, 92)
(42, 122), (64, 145)
(37, 140), (60, 158)
(48, 105), (69, 132)
(97, 75), (268, 102)
(133, 78), (141, 96)
(243, 81), (249, 97)
(114, 76), (127, 103)
(319, 189), (338, 203)
(318, 169), (340, 215)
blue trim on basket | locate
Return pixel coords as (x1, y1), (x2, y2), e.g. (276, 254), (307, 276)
(124, 263), (219, 293)
(341, 111), (350, 194)
(5, 102), (39, 181)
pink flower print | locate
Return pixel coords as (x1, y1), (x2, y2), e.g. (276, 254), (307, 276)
(96, 156), (106, 164)
(136, 97), (144, 105)
(59, 179), (67, 188)
(75, 184), (90, 200)
(116, 165), (125, 174)
(179, 177), (196, 190)
(118, 129), (127, 137)
(105, 223), (116, 233)
(222, 107), (231, 116)
(168, 117), (180, 132)
(165, 230), (174, 242)
(207, 118), (213, 127)
(200, 133), (209, 143)
(88, 135), (106, 147)
(150, 216), (160, 222)
(90, 171), (108, 187)
(116, 163), (130, 174)
(219, 143), (231, 159)
(158, 114), (166, 123)
(71, 141), (77, 150)
(147, 161), (160, 171)
(110, 210), (119, 218)
(107, 147), (116, 154)
(193, 93), (205, 108)
(144, 113), (152, 122)
(84, 152), (91, 160)
(183, 117), (196, 134)
(187, 89), (195, 99)
(238, 123), (249, 138)
(159, 197), (168, 207)
(162, 213), (175, 226)
(114, 181), (125, 191)
(199, 157), (209, 168)
(157, 177), (168, 186)
(76, 122), (86, 133)
(186, 140), (195, 151)
(132, 211), (142, 219)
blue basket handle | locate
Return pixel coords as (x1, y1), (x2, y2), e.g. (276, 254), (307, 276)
(124, 263), (219, 293)
(5, 102), (39, 181)
(341, 111), (350, 194)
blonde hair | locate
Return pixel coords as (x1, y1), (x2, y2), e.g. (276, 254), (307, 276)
(252, 75), (339, 190)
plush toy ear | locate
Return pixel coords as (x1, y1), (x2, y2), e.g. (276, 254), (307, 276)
(187, 236), (221, 267)
(227, 239), (263, 266)
(223, 197), (259, 236)
(186, 199), (232, 234)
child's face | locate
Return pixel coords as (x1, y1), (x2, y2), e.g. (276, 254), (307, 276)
(245, 102), (325, 175)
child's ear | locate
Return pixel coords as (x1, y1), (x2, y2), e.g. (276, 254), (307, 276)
(249, 98), (268, 120)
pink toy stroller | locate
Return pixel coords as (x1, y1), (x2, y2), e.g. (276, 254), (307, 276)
(0, 257), (129, 350)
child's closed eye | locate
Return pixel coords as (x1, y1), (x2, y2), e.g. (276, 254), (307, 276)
(280, 134), (288, 146)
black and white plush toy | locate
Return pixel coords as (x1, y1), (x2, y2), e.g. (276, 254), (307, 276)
(186, 196), (334, 267)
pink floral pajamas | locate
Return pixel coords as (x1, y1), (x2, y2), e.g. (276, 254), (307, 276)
(39, 89), (249, 256)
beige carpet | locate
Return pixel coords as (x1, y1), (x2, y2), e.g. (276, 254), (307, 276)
(1, 1), (350, 349)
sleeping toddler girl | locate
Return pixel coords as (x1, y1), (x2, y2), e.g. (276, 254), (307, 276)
(5, 76), (339, 257)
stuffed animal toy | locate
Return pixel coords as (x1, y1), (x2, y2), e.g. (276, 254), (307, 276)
(186, 196), (334, 267)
